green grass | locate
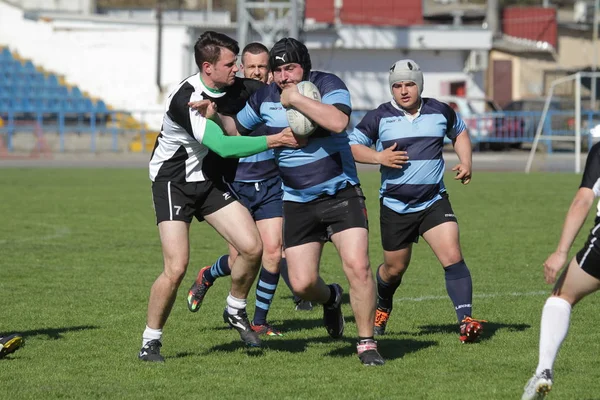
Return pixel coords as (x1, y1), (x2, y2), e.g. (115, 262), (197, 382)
(1, 168), (599, 399)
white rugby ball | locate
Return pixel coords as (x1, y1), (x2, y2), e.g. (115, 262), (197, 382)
(286, 81), (322, 137)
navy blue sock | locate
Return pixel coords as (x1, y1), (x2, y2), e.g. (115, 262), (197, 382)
(444, 260), (473, 323)
(253, 267), (280, 325)
(376, 265), (401, 310)
(204, 255), (231, 284)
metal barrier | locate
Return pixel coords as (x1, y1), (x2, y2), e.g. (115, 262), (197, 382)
(350, 109), (600, 153)
(3, 108), (600, 154)
(0, 109), (164, 153)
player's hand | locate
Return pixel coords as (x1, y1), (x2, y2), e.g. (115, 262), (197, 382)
(188, 100), (217, 119)
(268, 127), (307, 149)
(452, 163), (472, 185)
(280, 84), (299, 108)
(376, 142), (409, 168)
(543, 251), (567, 284)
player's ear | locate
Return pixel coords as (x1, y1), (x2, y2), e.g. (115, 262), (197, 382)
(202, 61), (212, 74)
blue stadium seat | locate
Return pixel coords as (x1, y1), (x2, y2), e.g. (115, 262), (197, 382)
(46, 74), (59, 87)
(0, 97), (10, 112)
(71, 86), (82, 98)
(0, 47), (13, 62)
(11, 98), (34, 114)
(23, 60), (35, 72)
(95, 99), (108, 114)
(75, 98), (94, 113)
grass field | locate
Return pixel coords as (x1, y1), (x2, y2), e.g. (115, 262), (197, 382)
(1, 168), (600, 399)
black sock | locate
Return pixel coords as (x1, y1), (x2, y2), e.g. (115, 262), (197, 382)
(444, 260), (473, 323)
(358, 336), (374, 343)
(376, 264), (401, 310)
(324, 285), (337, 307)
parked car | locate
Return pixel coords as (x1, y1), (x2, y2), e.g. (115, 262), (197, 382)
(493, 98), (575, 149)
(437, 96), (501, 146)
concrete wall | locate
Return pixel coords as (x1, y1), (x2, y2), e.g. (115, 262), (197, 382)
(310, 48), (485, 110)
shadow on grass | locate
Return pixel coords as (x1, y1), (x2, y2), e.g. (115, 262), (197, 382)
(209, 315), (357, 335)
(0, 325), (99, 340)
(202, 336), (436, 361)
(280, 292), (351, 306)
(275, 314), (356, 333)
(173, 346), (265, 359)
(326, 338), (438, 361)
(416, 321), (531, 342)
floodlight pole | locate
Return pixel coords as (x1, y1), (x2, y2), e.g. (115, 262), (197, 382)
(593, 0), (599, 110)
(156, 0), (164, 96)
(576, 72), (582, 173)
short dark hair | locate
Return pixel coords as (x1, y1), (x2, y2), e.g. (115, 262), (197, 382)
(242, 42), (269, 57)
(194, 31), (239, 70)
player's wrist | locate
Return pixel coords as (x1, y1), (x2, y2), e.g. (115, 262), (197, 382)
(266, 134), (281, 149)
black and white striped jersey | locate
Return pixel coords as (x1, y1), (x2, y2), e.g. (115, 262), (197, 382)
(581, 141), (600, 217)
(149, 73), (264, 183)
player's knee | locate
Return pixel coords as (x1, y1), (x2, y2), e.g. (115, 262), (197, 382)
(238, 237), (263, 263)
(290, 277), (318, 297)
(163, 258), (188, 285)
(344, 260), (372, 284)
(261, 242), (282, 266)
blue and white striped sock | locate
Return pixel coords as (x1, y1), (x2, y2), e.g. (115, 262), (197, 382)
(204, 255), (231, 284)
(253, 267), (280, 325)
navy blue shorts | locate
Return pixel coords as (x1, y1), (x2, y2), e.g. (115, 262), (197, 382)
(230, 176), (283, 221)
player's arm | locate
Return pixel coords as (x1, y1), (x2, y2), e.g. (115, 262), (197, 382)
(283, 87), (349, 133)
(451, 129), (473, 184)
(188, 100), (240, 136)
(201, 119), (301, 158)
(446, 108), (472, 184)
(349, 110), (408, 168)
(544, 149), (600, 283)
(351, 143), (408, 168)
(544, 187), (595, 284)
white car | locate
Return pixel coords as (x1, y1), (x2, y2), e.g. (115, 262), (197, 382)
(437, 96), (501, 144)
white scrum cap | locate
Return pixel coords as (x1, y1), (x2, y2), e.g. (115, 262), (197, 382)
(388, 59), (423, 95)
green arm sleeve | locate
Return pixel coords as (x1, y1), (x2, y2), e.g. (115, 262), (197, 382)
(201, 119), (268, 158)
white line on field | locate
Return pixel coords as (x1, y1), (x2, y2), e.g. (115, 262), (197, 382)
(395, 290), (548, 303)
(0, 224), (71, 245)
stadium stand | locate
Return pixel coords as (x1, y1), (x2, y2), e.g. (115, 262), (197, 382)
(0, 45), (160, 153)
(0, 47), (109, 118)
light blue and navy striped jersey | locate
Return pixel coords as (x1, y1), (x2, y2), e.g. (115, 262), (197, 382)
(349, 97), (467, 214)
(234, 124), (278, 182)
(236, 71), (358, 202)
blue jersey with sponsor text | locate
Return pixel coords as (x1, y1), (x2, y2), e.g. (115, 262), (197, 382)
(236, 71), (358, 202)
(349, 97), (466, 214)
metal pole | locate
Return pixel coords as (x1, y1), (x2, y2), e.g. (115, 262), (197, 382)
(592, 0), (599, 110)
(156, 1), (163, 95)
(237, 0), (248, 54)
(576, 72), (582, 173)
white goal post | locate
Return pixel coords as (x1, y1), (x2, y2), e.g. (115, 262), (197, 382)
(525, 72), (600, 173)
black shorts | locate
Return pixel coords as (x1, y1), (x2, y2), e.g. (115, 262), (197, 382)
(380, 193), (458, 251)
(230, 176), (283, 221)
(576, 223), (600, 280)
(282, 184), (369, 249)
(151, 180), (236, 224)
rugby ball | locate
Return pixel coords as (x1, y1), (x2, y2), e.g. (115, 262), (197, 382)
(286, 81), (321, 137)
